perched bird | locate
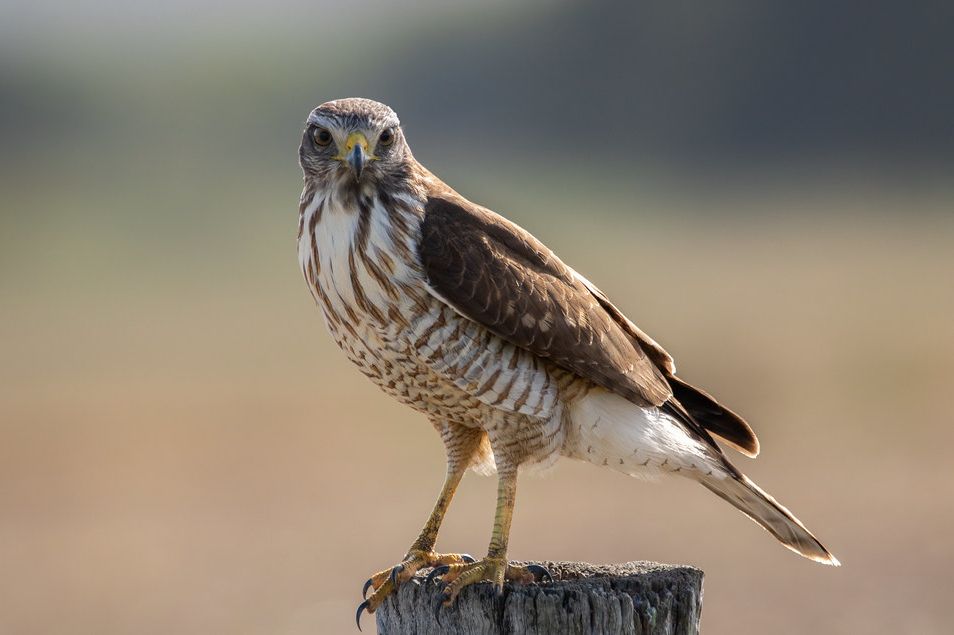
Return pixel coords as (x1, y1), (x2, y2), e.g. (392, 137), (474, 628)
(296, 98), (838, 628)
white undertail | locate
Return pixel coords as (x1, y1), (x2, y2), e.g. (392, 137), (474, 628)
(566, 388), (839, 565)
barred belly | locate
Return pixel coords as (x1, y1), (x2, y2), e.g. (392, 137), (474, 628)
(329, 310), (489, 426)
(327, 293), (572, 469)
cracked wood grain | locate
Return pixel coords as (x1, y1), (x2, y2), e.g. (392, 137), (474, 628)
(376, 560), (703, 634)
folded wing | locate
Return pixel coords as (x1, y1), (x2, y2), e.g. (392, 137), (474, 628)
(419, 194), (673, 408)
(418, 193), (760, 458)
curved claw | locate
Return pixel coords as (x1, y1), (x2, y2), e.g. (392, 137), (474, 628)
(425, 564), (450, 587)
(389, 563), (404, 586)
(460, 553), (476, 563)
(355, 600), (369, 632)
(526, 563), (553, 583)
(361, 578), (374, 600)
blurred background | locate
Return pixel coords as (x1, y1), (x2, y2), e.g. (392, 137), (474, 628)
(2, 1), (952, 633)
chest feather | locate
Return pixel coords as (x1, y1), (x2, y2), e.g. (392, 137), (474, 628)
(299, 193), (423, 333)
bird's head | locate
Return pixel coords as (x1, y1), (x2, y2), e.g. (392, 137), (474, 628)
(299, 98), (408, 189)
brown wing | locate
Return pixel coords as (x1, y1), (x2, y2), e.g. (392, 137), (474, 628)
(574, 274), (676, 374)
(418, 194), (672, 407)
(579, 273), (760, 457)
(418, 193), (761, 458)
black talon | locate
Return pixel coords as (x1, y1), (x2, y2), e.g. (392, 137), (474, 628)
(389, 564), (404, 586)
(426, 564), (450, 586)
(461, 553), (476, 563)
(355, 600), (369, 631)
(526, 564), (553, 583)
(361, 578), (374, 600)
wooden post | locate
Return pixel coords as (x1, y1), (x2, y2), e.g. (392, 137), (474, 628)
(375, 561), (703, 634)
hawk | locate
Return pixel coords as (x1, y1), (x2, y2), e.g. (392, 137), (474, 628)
(296, 98), (838, 628)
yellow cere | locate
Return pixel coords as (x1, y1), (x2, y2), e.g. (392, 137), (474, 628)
(336, 131), (378, 161)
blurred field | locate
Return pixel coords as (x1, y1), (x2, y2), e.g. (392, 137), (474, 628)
(2, 2), (954, 634)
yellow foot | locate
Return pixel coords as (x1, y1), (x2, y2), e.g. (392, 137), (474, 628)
(355, 549), (475, 630)
(427, 558), (552, 608)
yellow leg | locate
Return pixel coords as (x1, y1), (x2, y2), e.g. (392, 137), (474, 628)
(356, 428), (482, 629)
(488, 467), (517, 561)
(412, 462), (468, 553)
(432, 468), (550, 607)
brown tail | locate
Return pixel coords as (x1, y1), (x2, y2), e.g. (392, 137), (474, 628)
(700, 472), (840, 565)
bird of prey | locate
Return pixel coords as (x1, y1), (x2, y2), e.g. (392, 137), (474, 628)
(296, 98), (838, 628)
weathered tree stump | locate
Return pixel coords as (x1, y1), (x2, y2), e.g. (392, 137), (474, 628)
(376, 561), (703, 634)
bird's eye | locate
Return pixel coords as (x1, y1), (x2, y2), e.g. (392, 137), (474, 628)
(379, 128), (395, 146)
(313, 127), (333, 146)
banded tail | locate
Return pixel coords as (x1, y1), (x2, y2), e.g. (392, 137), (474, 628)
(567, 387), (839, 566)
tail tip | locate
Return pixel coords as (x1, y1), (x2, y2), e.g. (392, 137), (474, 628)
(818, 552), (841, 567)
(784, 538), (840, 567)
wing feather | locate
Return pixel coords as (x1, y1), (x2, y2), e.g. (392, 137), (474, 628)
(417, 192), (760, 458)
(418, 194), (672, 407)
